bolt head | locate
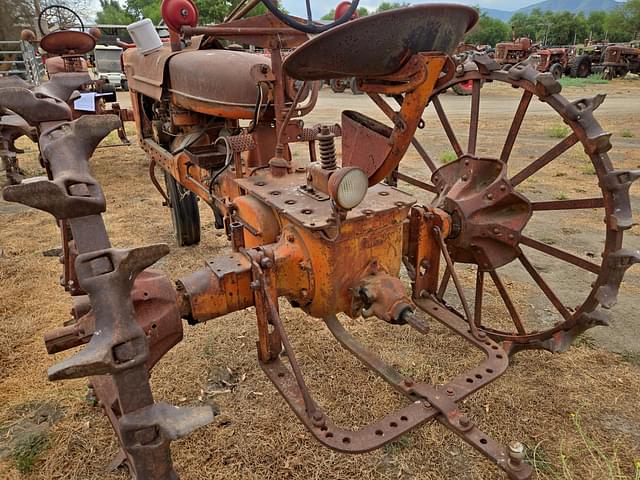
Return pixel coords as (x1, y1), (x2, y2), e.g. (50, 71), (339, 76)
(260, 257), (273, 269)
(508, 441), (525, 460)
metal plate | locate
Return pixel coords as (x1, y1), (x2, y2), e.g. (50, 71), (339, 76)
(40, 30), (96, 55)
(236, 172), (415, 230)
(283, 5), (478, 80)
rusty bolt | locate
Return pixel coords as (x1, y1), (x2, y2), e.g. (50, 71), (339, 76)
(300, 288), (308, 297)
(508, 441), (525, 469)
(250, 280), (261, 290)
(312, 411), (323, 421)
(486, 193), (494, 200)
(459, 415), (471, 428)
(446, 387), (454, 396)
(287, 234), (295, 242)
(493, 227), (500, 234)
(260, 257), (273, 269)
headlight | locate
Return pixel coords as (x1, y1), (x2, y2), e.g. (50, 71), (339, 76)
(328, 167), (368, 210)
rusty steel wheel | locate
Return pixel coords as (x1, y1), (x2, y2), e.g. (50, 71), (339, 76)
(394, 56), (638, 352)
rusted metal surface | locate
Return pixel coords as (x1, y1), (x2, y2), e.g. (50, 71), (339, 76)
(40, 30), (97, 55)
(3, 5), (638, 480)
(282, 5), (477, 80)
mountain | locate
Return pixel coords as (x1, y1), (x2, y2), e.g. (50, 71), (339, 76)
(481, 0), (622, 21)
(517, 0), (621, 15)
(480, 7), (514, 21)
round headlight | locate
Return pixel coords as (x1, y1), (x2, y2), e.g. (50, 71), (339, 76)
(328, 167), (368, 210)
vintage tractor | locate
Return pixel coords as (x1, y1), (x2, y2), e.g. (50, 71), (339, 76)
(0, 7), (134, 186)
(601, 42), (640, 79)
(533, 47), (570, 79)
(2, 1), (639, 479)
(494, 37), (535, 70)
(568, 41), (608, 78)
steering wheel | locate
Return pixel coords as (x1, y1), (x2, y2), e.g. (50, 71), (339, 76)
(38, 5), (84, 36)
(260, 0), (359, 34)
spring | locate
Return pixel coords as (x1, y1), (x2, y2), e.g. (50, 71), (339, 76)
(318, 125), (337, 170)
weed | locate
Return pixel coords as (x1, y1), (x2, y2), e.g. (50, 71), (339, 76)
(548, 124), (571, 138)
(11, 432), (48, 473)
(555, 192), (569, 200)
(554, 172), (568, 177)
(583, 162), (596, 175)
(621, 129), (634, 138)
(440, 150), (457, 164)
(383, 435), (412, 454)
(527, 441), (558, 476)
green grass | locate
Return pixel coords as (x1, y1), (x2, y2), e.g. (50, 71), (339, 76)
(439, 150), (457, 164)
(11, 432), (49, 473)
(548, 124), (571, 138)
(555, 192), (569, 200)
(558, 75), (609, 87)
(621, 129), (634, 138)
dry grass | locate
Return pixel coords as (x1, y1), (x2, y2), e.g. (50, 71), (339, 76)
(1, 84), (640, 480)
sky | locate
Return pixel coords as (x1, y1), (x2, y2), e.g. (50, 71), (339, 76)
(280, 0), (540, 16)
(88, 0), (544, 20)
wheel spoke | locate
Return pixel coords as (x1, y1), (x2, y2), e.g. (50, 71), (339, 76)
(411, 138), (439, 172)
(519, 235), (601, 275)
(510, 133), (578, 187)
(474, 269), (484, 327)
(531, 197), (605, 211)
(488, 269), (526, 335)
(518, 251), (572, 321)
(500, 90), (533, 163)
(431, 96), (463, 157)
(468, 80), (481, 155)
(394, 172), (438, 193)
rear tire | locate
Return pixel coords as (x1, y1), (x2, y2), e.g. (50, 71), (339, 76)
(549, 63), (563, 79)
(164, 171), (201, 246)
(570, 54), (591, 78)
(451, 79), (473, 95)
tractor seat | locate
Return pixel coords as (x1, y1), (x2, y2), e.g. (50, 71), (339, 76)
(168, 49), (271, 120)
(283, 4), (478, 80)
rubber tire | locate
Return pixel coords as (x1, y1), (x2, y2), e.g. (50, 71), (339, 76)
(350, 77), (363, 95)
(549, 63), (563, 80)
(164, 171), (201, 246)
(451, 79), (473, 96)
(570, 54), (591, 78)
(329, 78), (347, 93)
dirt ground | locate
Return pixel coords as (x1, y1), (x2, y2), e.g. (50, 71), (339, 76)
(1, 76), (639, 480)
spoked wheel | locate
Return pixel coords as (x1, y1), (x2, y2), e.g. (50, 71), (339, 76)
(394, 58), (638, 352)
(164, 171), (201, 246)
(38, 5), (84, 35)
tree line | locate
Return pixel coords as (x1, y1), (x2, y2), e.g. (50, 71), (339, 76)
(469, 1), (640, 46)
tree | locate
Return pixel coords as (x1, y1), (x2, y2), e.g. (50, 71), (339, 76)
(465, 12), (510, 46)
(96, 0), (135, 25)
(322, 6), (369, 20)
(376, 2), (409, 13)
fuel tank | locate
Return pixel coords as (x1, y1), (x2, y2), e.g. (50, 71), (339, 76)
(124, 47), (270, 119)
(169, 49), (270, 119)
